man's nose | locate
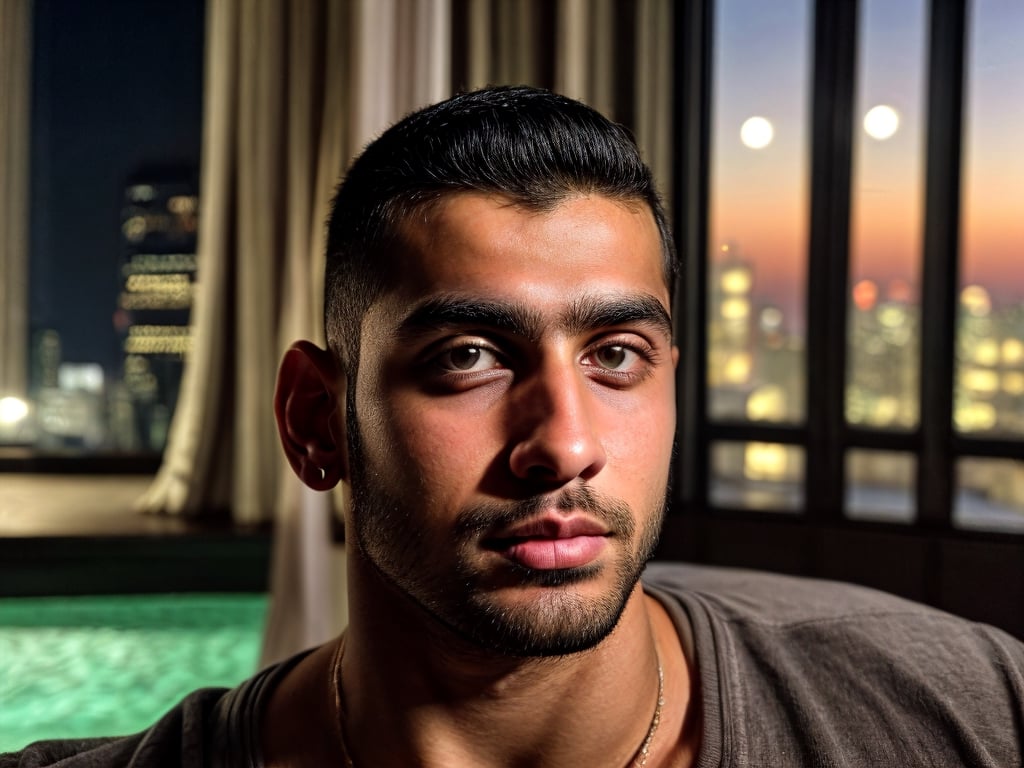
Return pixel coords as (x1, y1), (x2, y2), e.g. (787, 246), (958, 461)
(507, 362), (607, 485)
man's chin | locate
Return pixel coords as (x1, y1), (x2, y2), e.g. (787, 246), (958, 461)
(452, 575), (637, 658)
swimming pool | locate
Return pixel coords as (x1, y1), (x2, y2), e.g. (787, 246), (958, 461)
(0, 593), (267, 752)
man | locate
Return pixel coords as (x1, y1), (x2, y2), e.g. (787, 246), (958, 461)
(4, 86), (1023, 767)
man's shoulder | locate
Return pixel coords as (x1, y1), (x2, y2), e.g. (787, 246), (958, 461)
(642, 560), (936, 626)
(0, 687), (230, 768)
(642, 560), (1024, 710)
(644, 561), (1024, 765)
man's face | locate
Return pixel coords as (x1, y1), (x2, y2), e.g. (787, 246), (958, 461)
(347, 192), (677, 656)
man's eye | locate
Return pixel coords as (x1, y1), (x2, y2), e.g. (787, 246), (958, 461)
(593, 344), (636, 370)
(438, 345), (501, 372)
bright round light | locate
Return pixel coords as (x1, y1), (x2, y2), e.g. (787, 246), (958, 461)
(0, 396), (29, 425)
(863, 105), (900, 140)
(961, 285), (991, 317)
(740, 116), (774, 149)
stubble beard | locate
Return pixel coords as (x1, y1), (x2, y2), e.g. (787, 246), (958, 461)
(347, 415), (666, 657)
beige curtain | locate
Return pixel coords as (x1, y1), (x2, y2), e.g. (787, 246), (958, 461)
(458, 0), (673, 202)
(1, 0), (32, 399)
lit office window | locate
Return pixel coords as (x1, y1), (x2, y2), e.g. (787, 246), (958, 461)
(845, 449), (915, 523)
(846, 0), (926, 430)
(708, 0), (811, 423)
(957, 0), (1024, 439)
(710, 441), (804, 512)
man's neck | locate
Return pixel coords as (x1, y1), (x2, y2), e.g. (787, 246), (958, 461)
(263, 582), (699, 767)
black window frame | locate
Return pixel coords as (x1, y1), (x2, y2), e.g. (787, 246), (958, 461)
(664, 0), (1024, 639)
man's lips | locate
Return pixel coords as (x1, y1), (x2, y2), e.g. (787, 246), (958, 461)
(482, 514), (611, 570)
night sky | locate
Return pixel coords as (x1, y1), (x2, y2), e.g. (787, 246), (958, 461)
(29, 0), (204, 376)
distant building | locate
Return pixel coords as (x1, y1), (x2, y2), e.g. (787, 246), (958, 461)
(116, 172), (198, 452)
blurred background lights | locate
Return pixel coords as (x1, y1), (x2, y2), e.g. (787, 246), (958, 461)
(721, 266), (753, 294)
(961, 284), (992, 317)
(852, 279), (879, 311)
(759, 306), (783, 331)
(0, 396), (29, 425)
(740, 116), (774, 149)
(1002, 338), (1024, 365)
(746, 385), (787, 421)
(955, 401), (997, 432)
(863, 104), (900, 140)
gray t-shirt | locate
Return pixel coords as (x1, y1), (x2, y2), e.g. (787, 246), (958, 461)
(644, 562), (1024, 767)
(4, 563), (1023, 766)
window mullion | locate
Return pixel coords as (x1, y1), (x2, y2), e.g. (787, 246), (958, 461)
(917, 0), (967, 528)
(805, 0), (858, 520)
(672, 0), (713, 514)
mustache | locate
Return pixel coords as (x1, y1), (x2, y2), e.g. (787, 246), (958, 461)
(454, 485), (635, 539)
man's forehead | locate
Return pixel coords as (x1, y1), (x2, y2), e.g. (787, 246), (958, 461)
(389, 191), (666, 282)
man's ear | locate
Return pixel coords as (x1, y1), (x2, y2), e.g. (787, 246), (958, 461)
(274, 340), (348, 491)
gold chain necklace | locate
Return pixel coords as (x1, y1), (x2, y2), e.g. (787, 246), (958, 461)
(330, 638), (665, 768)
(632, 653), (665, 767)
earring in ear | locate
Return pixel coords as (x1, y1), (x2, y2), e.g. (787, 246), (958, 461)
(319, 467), (327, 481)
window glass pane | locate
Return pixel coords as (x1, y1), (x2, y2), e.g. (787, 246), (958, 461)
(957, 0), (1024, 438)
(846, 0), (927, 430)
(955, 457), (1024, 533)
(710, 441), (804, 512)
(844, 449), (916, 523)
(6, 1), (204, 458)
(708, 0), (811, 423)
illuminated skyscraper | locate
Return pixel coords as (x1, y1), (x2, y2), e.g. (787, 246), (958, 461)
(708, 242), (755, 419)
(116, 171), (198, 452)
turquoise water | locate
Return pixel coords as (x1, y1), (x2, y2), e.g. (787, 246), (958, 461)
(0, 593), (267, 752)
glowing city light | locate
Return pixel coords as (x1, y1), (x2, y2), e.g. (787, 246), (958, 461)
(852, 279), (879, 311)
(961, 285), (992, 317)
(744, 442), (789, 481)
(746, 385), (787, 421)
(1002, 338), (1024, 365)
(723, 353), (753, 384)
(863, 105), (900, 140)
(759, 306), (783, 331)
(721, 267), (753, 294)
(955, 402), (997, 432)
(1003, 372), (1024, 396)
(0, 397), (29, 425)
(721, 297), (750, 321)
(740, 116), (774, 149)
(972, 339), (1000, 367)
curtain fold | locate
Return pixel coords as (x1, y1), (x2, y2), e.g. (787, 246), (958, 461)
(1, 0), (32, 399)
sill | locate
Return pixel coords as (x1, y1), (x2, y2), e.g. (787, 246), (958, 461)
(0, 474), (271, 596)
(0, 446), (161, 474)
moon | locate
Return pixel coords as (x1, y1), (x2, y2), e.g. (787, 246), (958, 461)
(864, 105), (900, 140)
(740, 116), (774, 149)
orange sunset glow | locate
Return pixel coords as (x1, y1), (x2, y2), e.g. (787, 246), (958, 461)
(709, 0), (1023, 324)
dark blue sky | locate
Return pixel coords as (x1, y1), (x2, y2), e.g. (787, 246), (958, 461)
(30, 0), (204, 373)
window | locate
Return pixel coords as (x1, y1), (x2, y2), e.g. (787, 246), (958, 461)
(0, 0), (204, 465)
(954, 0), (1024, 528)
(671, 0), (1024, 635)
(704, 0), (812, 511)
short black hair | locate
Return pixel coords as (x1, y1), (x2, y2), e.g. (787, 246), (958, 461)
(324, 85), (676, 369)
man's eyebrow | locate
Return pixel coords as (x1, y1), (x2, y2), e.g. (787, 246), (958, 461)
(396, 295), (543, 340)
(395, 292), (673, 342)
(562, 294), (673, 339)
